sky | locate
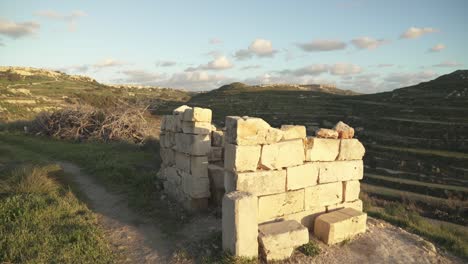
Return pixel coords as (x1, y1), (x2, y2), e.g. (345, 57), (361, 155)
(0, 0), (467, 93)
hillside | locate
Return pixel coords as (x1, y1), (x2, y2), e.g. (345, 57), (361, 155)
(0, 66), (191, 121)
(215, 82), (359, 95)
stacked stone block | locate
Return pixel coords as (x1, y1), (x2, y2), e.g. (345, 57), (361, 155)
(158, 105), (213, 210)
(222, 116), (366, 259)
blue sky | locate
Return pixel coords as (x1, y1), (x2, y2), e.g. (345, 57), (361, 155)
(1, 0), (467, 92)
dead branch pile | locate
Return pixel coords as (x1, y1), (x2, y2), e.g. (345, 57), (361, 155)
(30, 106), (151, 143)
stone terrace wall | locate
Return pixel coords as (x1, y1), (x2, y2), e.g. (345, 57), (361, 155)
(222, 116), (365, 257)
(158, 105), (225, 210)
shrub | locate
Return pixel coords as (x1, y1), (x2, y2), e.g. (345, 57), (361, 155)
(298, 241), (321, 257)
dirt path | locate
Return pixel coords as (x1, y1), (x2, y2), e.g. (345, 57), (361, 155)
(58, 162), (173, 263)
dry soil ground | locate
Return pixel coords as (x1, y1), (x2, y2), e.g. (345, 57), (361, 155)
(59, 162), (463, 264)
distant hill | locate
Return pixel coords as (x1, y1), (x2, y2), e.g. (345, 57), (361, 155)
(215, 82), (359, 95)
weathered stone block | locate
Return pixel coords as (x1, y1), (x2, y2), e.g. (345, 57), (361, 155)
(224, 143), (261, 172)
(182, 121), (212, 134)
(225, 116), (278, 145)
(183, 107), (212, 122)
(327, 199), (363, 213)
(258, 220), (309, 261)
(165, 166), (182, 186)
(260, 139), (305, 170)
(286, 163), (319, 190)
(222, 191), (258, 258)
(278, 207), (326, 230)
(160, 132), (176, 149)
(314, 208), (367, 245)
(258, 189), (305, 222)
(280, 125), (306, 140)
(160, 147), (175, 166)
(208, 164), (224, 189)
(304, 182), (342, 209)
(337, 139), (365, 160)
(175, 153), (208, 178)
(333, 121), (355, 139)
(181, 171), (210, 198)
(173, 105), (191, 115)
(175, 133), (211, 155)
(211, 130), (224, 147)
(183, 197), (209, 211)
(343, 180), (360, 202)
(162, 115), (177, 132)
(315, 128), (339, 139)
(304, 137), (339, 161)
(225, 170), (286, 196)
(208, 146), (223, 162)
(317, 160), (363, 184)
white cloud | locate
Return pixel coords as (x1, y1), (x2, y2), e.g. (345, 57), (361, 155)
(209, 38), (223, 45)
(186, 55), (233, 71)
(240, 65), (262, 70)
(94, 58), (126, 68)
(330, 63), (362, 75)
(0, 18), (40, 38)
(351, 37), (389, 50)
(297, 39), (346, 52)
(35, 10), (87, 32)
(59, 64), (90, 73)
(376, 64), (394, 68)
(429, 44), (445, 52)
(156, 60), (176, 67)
(120, 70), (163, 83)
(400, 27), (439, 39)
(433, 60), (463, 67)
(162, 71), (230, 90)
(234, 38), (278, 60)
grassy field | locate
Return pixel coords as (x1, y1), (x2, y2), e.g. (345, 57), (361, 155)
(0, 144), (114, 263)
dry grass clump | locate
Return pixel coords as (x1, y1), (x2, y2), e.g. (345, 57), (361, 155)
(29, 106), (152, 143)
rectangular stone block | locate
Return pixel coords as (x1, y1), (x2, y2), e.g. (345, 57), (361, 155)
(314, 208), (367, 245)
(258, 220), (309, 261)
(224, 143), (261, 172)
(183, 107), (212, 122)
(175, 152), (208, 178)
(280, 125), (306, 140)
(305, 137), (339, 161)
(208, 146), (223, 162)
(182, 121), (212, 134)
(165, 166), (182, 186)
(159, 132), (175, 149)
(225, 170), (286, 196)
(305, 182), (342, 209)
(211, 130), (224, 147)
(343, 180), (360, 202)
(327, 199), (363, 213)
(266, 207), (326, 231)
(175, 133), (211, 155)
(181, 171), (210, 198)
(260, 139), (305, 170)
(173, 105), (191, 115)
(337, 139), (366, 161)
(317, 160), (363, 184)
(160, 147), (175, 166)
(286, 163), (319, 190)
(225, 116), (282, 145)
(258, 189), (304, 222)
(162, 115), (177, 132)
(164, 180), (186, 202)
(222, 191), (258, 258)
(208, 164), (224, 189)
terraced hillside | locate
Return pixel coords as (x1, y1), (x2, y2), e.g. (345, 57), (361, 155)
(0, 67), (191, 121)
(186, 70), (468, 225)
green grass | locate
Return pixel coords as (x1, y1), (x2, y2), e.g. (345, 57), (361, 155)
(298, 241), (321, 257)
(0, 162), (114, 263)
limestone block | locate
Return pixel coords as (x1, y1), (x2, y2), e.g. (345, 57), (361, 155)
(304, 137), (339, 161)
(173, 105), (191, 115)
(314, 208), (367, 244)
(225, 116), (275, 145)
(286, 163), (319, 190)
(208, 164), (224, 189)
(160, 132), (175, 149)
(181, 171), (210, 198)
(175, 133), (211, 155)
(160, 147), (175, 166)
(175, 153), (208, 178)
(327, 199), (363, 213)
(262, 247), (294, 262)
(181, 121), (212, 134)
(281, 125), (306, 140)
(258, 189), (305, 222)
(315, 128), (339, 139)
(337, 139), (365, 161)
(258, 220), (309, 261)
(208, 146), (223, 162)
(343, 180), (360, 202)
(317, 160), (363, 183)
(165, 166), (182, 186)
(225, 170), (286, 196)
(222, 191), (258, 258)
(278, 207), (327, 231)
(163, 115), (177, 132)
(224, 143), (261, 172)
(304, 182), (342, 209)
(211, 130), (224, 147)
(260, 139), (305, 170)
(183, 107), (212, 122)
(333, 121), (355, 139)
(164, 180), (186, 202)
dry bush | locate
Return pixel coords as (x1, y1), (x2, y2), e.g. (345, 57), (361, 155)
(30, 106), (152, 143)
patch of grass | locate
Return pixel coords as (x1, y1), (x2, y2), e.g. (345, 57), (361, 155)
(0, 163), (114, 263)
(298, 240), (321, 257)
